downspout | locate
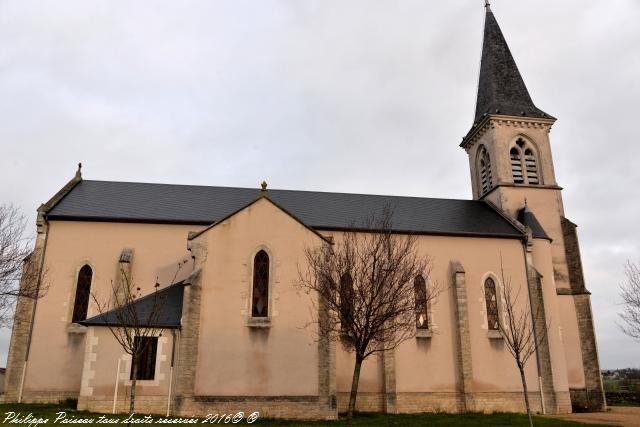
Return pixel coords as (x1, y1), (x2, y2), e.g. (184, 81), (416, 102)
(521, 238), (546, 415)
(19, 213), (50, 403)
(167, 329), (177, 417)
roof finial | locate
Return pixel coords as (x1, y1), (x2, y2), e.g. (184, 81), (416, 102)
(484, 0), (491, 11)
(524, 197), (528, 207)
(260, 180), (268, 193)
(75, 162), (82, 179)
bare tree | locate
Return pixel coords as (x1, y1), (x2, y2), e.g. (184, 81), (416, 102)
(0, 204), (48, 327)
(299, 209), (439, 426)
(498, 269), (548, 427)
(91, 261), (186, 413)
(619, 261), (640, 341)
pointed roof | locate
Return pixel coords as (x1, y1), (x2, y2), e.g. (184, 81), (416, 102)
(474, 6), (553, 123)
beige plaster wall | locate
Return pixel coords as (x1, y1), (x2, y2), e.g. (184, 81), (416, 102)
(21, 200), (575, 411)
(333, 233), (548, 397)
(191, 198), (325, 396)
(23, 221), (202, 396)
(531, 239), (570, 394)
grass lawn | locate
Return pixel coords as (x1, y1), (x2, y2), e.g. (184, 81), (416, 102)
(0, 403), (612, 427)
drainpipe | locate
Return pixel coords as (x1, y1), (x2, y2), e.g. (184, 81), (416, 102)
(167, 329), (177, 417)
(521, 239), (546, 414)
(112, 358), (122, 413)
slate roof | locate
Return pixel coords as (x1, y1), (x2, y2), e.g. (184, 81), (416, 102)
(80, 281), (185, 328)
(517, 205), (550, 240)
(46, 180), (524, 238)
(474, 7), (553, 124)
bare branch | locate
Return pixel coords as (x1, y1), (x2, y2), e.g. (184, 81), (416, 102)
(0, 204), (49, 328)
(619, 261), (640, 341)
(90, 260), (187, 412)
(297, 207), (440, 426)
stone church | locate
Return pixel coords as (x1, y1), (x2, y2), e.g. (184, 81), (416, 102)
(4, 4), (605, 419)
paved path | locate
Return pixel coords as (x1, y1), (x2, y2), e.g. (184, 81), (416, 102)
(546, 407), (640, 426)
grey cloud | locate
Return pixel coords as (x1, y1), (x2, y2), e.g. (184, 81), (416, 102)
(0, 0), (639, 368)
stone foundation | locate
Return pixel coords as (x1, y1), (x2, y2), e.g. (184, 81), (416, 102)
(79, 395), (168, 415)
(569, 388), (606, 413)
(20, 390), (79, 404)
(50, 390), (573, 418)
(175, 396), (337, 420)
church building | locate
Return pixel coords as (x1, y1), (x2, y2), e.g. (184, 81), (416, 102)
(4, 5), (605, 418)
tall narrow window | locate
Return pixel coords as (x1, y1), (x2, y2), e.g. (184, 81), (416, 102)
(130, 336), (158, 381)
(478, 147), (493, 195)
(72, 264), (92, 322)
(484, 278), (499, 330)
(414, 275), (429, 330)
(524, 148), (539, 184)
(510, 147), (524, 184)
(251, 250), (269, 317)
(339, 273), (354, 330)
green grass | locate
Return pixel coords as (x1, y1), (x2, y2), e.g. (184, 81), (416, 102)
(0, 403), (611, 427)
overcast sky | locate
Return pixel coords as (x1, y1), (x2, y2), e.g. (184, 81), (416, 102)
(0, 0), (639, 369)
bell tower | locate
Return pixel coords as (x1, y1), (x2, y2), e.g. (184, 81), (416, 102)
(461, 3), (606, 411)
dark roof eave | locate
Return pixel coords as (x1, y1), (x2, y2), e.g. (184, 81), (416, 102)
(78, 321), (181, 329)
(46, 216), (524, 240)
(46, 214), (212, 226)
(312, 226), (524, 240)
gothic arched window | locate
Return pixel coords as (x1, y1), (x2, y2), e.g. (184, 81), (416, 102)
(484, 277), (499, 331)
(478, 146), (493, 195)
(251, 250), (270, 317)
(72, 264), (92, 322)
(510, 138), (540, 185)
(414, 275), (429, 330)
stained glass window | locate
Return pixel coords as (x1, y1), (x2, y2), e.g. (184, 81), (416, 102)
(414, 275), (429, 329)
(339, 273), (354, 328)
(252, 250), (269, 317)
(485, 278), (499, 330)
(72, 265), (92, 322)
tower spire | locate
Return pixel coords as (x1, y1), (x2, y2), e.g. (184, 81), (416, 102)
(474, 4), (553, 124)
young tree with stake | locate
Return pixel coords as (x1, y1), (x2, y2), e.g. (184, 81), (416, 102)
(90, 261), (186, 413)
(498, 267), (548, 427)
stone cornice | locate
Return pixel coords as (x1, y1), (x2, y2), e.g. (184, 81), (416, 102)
(460, 114), (556, 151)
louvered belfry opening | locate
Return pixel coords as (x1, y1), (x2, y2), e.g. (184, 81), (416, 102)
(414, 275), (429, 330)
(252, 250), (270, 317)
(484, 277), (499, 330)
(510, 139), (540, 185)
(524, 148), (539, 184)
(510, 147), (524, 183)
(72, 264), (92, 322)
(479, 147), (493, 195)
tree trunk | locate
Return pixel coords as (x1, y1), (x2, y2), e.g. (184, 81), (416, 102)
(346, 354), (363, 427)
(518, 362), (534, 427)
(130, 353), (138, 415)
